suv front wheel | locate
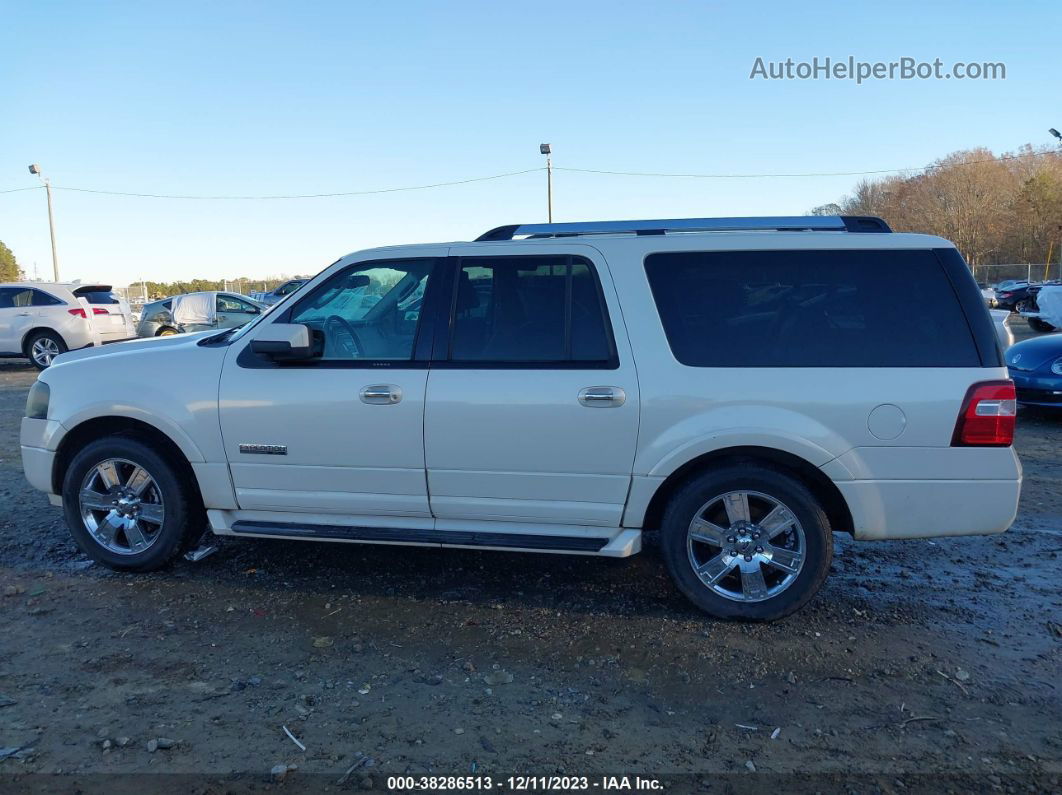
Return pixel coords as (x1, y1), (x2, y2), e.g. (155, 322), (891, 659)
(61, 437), (203, 571)
(660, 464), (833, 620)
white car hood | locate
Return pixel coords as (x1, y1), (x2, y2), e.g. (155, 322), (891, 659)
(50, 330), (217, 367)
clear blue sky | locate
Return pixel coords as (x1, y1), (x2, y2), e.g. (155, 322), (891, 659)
(1, 0), (1056, 286)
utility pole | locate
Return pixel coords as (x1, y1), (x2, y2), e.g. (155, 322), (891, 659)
(540, 143), (553, 222)
(28, 165), (60, 281)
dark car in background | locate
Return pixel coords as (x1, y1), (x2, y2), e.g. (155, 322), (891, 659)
(994, 281), (1034, 311)
(260, 278), (307, 306)
(1006, 333), (1062, 408)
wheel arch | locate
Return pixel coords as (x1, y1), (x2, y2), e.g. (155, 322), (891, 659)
(639, 446), (854, 537)
(52, 416), (202, 504)
(21, 327), (67, 356)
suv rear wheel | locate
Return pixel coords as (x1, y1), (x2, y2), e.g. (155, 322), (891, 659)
(660, 464), (832, 620)
(61, 436), (204, 571)
(26, 330), (67, 370)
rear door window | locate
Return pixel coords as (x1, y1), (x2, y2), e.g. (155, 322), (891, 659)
(6, 289), (35, 307)
(2, 288), (59, 307)
(644, 249), (979, 367)
(217, 294), (258, 313)
(449, 255), (614, 365)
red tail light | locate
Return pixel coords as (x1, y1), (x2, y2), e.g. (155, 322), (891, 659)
(952, 381), (1016, 447)
(68, 308), (87, 319)
(91, 307), (109, 315)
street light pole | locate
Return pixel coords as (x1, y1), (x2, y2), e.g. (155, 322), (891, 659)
(28, 164), (60, 282)
(540, 143), (553, 222)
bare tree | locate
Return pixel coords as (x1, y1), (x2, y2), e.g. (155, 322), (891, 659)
(815, 145), (1062, 269)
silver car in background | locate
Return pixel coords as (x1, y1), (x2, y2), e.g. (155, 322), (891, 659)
(135, 292), (263, 337)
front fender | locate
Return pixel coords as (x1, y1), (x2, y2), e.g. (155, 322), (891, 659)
(57, 401), (207, 463)
(40, 336), (229, 465)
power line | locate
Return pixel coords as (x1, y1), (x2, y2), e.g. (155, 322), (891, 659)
(46, 168), (544, 200)
(555, 150), (1053, 180)
(1, 149), (1056, 201)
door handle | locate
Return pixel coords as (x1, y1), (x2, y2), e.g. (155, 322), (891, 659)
(578, 386), (626, 407)
(360, 384), (402, 405)
(16, 312), (32, 316)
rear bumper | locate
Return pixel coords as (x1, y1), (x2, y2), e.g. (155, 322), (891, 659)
(823, 446), (1022, 540)
(835, 478), (1020, 540)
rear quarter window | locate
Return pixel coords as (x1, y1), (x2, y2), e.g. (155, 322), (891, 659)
(31, 290), (64, 306)
(644, 249), (980, 367)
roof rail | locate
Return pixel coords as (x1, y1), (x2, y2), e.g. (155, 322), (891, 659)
(475, 215), (891, 241)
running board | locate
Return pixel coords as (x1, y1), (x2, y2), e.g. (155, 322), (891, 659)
(229, 520), (609, 553)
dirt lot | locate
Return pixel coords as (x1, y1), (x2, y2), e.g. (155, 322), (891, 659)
(0, 321), (1059, 793)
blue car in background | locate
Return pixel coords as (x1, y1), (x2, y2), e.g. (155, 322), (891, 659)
(1006, 334), (1062, 408)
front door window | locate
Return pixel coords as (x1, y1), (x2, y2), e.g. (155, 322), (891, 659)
(289, 260), (436, 361)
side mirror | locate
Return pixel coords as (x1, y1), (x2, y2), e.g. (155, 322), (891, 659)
(250, 323), (313, 360)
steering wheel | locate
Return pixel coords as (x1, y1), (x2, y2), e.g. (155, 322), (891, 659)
(324, 315), (364, 358)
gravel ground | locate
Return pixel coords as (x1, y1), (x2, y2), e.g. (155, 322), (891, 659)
(0, 320), (1059, 793)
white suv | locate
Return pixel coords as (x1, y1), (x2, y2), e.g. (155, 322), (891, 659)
(20, 217), (1022, 620)
(0, 282), (136, 369)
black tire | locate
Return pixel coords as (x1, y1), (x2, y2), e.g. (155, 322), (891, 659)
(660, 464), (833, 621)
(25, 330), (67, 370)
(1028, 317), (1057, 333)
(61, 436), (204, 572)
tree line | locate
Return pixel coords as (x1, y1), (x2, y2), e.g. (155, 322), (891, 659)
(811, 144), (1062, 275)
(127, 276), (310, 301)
(0, 243), (306, 298)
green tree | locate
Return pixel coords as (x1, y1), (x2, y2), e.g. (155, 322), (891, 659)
(0, 240), (20, 282)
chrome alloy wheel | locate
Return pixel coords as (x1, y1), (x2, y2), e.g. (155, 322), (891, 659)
(78, 458), (165, 555)
(686, 490), (806, 603)
(30, 337), (61, 367)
